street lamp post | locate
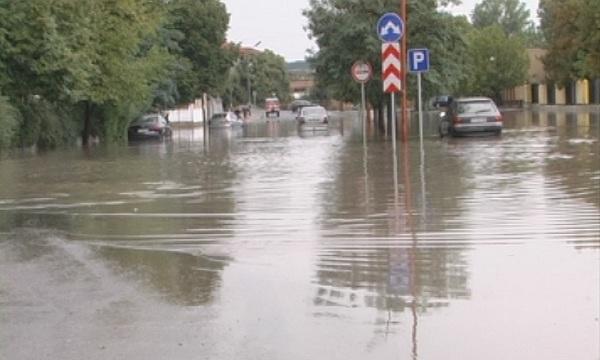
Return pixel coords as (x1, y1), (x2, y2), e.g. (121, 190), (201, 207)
(247, 61), (253, 106)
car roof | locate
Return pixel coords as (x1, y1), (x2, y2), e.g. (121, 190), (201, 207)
(301, 105), (326, 110)
(455, 97), (494, 102)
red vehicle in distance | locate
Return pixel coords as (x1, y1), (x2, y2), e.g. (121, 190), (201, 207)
(265, 97), (280, 118)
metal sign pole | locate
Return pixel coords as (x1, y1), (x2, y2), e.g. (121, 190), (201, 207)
(361, 82), (367, 146)
(391, 92), (397, 157)
(418, 71), (424, 149)
(392, 92), (399, 200)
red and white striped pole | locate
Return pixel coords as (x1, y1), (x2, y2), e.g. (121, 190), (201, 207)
(382, 42), (402, 156)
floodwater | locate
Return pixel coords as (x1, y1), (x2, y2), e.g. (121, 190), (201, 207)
(1, 110), (599, 360)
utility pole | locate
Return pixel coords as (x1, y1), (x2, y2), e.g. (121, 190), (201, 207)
(401, 0), (409, 141)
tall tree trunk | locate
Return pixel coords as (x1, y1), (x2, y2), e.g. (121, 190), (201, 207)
(82, 101), (91, 146)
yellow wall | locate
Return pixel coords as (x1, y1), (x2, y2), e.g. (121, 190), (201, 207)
(538, 84), (548, 104)
(555, 87), (567, 105)
(576, 80), (589, 104)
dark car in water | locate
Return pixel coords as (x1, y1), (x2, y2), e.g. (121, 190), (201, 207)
(128, 114), (172, 140)
(439, 97), (503, 137)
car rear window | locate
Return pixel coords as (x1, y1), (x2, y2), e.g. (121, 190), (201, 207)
(303, 107), (326, 116)
(456, 101), (496, 114)
(143, 116), (159, 123)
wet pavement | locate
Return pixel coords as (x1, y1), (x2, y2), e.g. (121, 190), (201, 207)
(1, 110), (599, 359)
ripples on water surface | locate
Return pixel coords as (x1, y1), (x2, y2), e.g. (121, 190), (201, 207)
(0, 111), (598, 360)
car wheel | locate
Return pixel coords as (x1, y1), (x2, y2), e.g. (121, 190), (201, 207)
(495, 129), (502, 136)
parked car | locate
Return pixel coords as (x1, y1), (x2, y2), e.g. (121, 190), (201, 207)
(265, 97), (280, 118)
(128, 114), (171, 139)
(208, 112), (244, 129)
(439, 97), (503, 137)
(432, 95), (453, 109)
(296, 105), (328, 125)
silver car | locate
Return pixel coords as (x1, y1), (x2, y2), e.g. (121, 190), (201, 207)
(439, 97), (503, 137)
(296, 105), (328, 125)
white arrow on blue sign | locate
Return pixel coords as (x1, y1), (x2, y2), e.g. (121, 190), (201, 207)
(408, 48), (430, 73)
(377, 13), (405, 43)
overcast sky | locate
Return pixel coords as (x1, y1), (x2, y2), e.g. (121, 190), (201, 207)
(221, 0), (540, 62)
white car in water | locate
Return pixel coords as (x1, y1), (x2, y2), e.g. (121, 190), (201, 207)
(296, 105), (328, 126)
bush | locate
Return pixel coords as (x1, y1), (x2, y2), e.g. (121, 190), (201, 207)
(0, 95), (20, 149)
(16, 98), (79, 149)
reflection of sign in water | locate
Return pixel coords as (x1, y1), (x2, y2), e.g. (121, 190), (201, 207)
(388, 248), (411, 295)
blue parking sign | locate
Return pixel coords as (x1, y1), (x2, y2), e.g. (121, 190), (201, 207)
(408, 48), (430, 73)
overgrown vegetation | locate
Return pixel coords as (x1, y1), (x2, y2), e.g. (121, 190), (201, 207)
(539, 0), (600, 84)
(0, 0), (267, 150)
(304, 0), (533, 110)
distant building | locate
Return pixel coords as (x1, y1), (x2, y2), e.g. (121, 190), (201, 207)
(503, 49), (600, 106)
(287, 61), (315, 99)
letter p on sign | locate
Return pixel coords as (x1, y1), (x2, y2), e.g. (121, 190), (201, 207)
(408, 48), (430, 73)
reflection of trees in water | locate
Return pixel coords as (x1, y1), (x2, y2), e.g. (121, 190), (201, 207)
(0, 142), (240, 306)
(74, 145), (239, 306)
(97, 246), (229, 306)
(314, 139), (472, 313)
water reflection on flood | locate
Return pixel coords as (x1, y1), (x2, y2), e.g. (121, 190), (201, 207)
(0, 110), (598, 360)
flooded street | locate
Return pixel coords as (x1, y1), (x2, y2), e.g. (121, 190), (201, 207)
(1, 110), (599, 359)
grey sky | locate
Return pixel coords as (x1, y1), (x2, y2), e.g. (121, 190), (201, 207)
(222, 0), (540, 62)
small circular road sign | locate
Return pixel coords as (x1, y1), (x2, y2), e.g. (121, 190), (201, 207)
(351, 61), (373, 83)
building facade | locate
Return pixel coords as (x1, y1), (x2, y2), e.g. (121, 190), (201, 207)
(503, 49), (600, 106)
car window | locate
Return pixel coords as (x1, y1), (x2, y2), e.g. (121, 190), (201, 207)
(456, 101), (496, 114)
(302, 107), (326, 116)
(143, 116), (159, 123)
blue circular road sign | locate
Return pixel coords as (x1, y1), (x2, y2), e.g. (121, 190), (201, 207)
(377, 13), (405, 43)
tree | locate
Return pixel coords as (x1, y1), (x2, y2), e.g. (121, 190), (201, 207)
(248, 50), (291, 104)
(168, 0), (234, 102)
(460, 26), (528, 103)
(225, 48), (290, 108)
(304, 0), (465, 121)
(540, 0), (600, 83)
(472, 0), (531, 38)
(0, 0), (170, 146)
(0, 94), (19, 149)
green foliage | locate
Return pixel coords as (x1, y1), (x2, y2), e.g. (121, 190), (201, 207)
(522, 23), (546, 48)
(472, 0), (531, 37)
(168, 0), (233, 102)
(225, 49), (291, 107)
(250, 50), (291, 104)
(540, 0), (600, 83)
(15, 97), (79, 149)
(460, 26), (528, 102)
(0, 0), (178, 145)
(0, 95), (19, 149)
(304, 0), (469, 108)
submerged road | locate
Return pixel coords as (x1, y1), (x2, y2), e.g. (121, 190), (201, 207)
(1, 109), (599, 359)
